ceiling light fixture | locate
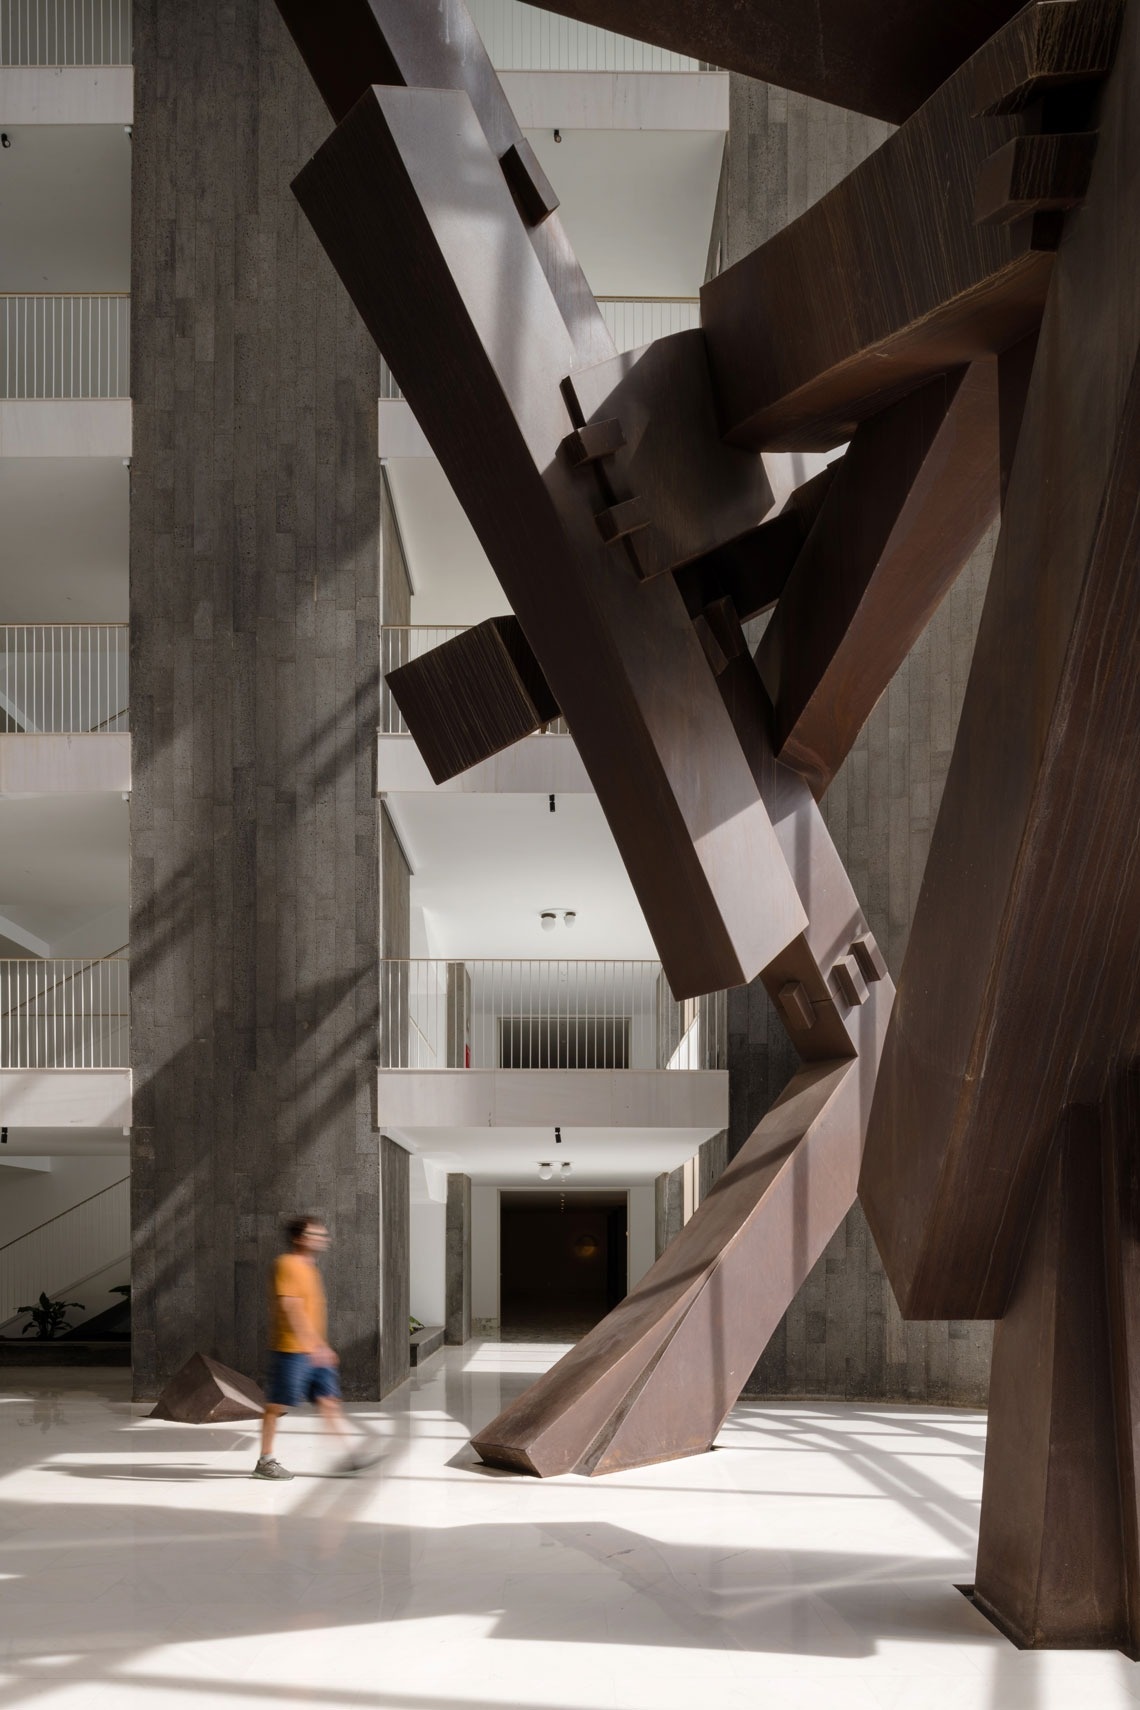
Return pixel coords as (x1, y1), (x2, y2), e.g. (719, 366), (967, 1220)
(538, 1162), (553, 1180)
(540, 909), (577, 930)
(561, 1161), (572, 1178)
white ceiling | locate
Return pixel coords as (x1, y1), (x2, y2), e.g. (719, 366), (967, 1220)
(0, 795), (128, 914)
(397, 1124), (714, 1184)
(0, 459), (128, 621)
(389, 792), (656, 960)
(524, 128), (724, 297)
(0, 125), (131, 291)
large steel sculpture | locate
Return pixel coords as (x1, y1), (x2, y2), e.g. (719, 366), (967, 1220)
(277, 0), (1140, 1653)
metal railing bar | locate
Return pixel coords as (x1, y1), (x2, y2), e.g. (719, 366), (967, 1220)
(0, 951), (128, 1021)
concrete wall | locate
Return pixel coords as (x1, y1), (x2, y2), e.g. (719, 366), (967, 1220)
(410, 1199), (446, 1327)
(710, 78), (994, 1406)
(379, 1137), (409, 1397)
(445, 1173), (472, 1345)
(627, 1183), (656, 1288)
(129, 0), (388, 1399)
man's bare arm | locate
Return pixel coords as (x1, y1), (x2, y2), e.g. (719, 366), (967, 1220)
(278, 1294), (337, 1366)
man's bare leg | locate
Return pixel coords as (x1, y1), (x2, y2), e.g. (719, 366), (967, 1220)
(316, 1394), (354, 1449)
(255, 1404), (290, 1475)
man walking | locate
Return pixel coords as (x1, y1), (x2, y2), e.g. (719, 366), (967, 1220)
(252, 1214), (376, 1479)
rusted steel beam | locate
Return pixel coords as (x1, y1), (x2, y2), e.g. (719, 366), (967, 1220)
(386, 619), (560, 784)
(522, 0), (1026, 124)
(860, 1), (1140, 1320)
(972, 1110), (1132, 1650)
(292, 83), (806, 998)
(276, 0), (614, 367)
(755, 362), (1000, 797)
(473, 1057), (860, 1477)
(699, 15), (1106, 451)
(473, 659), (893, 1475)
(973, 0), (1123, 115)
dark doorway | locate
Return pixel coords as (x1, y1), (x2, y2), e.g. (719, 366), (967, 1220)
(499, 1191), (628, 1342)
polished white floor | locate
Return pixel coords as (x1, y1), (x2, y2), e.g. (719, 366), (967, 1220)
(2, 1344), (1139, 1710)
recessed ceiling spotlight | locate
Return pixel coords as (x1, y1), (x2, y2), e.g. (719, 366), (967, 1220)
(540, 910), (557, 932)
(563, 911), (576, 927)
(561, 1161), (572, 1178)
(538, 1162), (553, 1180)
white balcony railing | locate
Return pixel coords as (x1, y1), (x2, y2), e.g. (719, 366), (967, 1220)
(381, 626), (568, 737)
(0, 958), (129, 1068)
(380, 958), (726, 1072)
(599, 296), (700, 350)
(0, 0), (130, 64)
(0, 295), (130, 399)
(467, 0), (713, 71)
(0, 624), (128, 734)
(0, 1176), (129, 1330)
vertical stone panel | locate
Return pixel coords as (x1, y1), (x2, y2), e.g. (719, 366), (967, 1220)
(709, 76), (994, 1404)
(380, 1136), (410, 1397)
(445, 1173), (472, 1345)
(130, 0), (384, 1398)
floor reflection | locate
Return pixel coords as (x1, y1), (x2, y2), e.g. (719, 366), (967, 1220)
(0, 1349), (1133, 1710)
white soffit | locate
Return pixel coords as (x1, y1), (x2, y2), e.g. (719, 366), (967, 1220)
(401, 1124), (714, 1185)
(390, 792), (656, 961)
(524, 127), (726, 297)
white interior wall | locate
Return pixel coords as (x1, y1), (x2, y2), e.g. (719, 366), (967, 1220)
(0, 1152), (124, 1248)
(471, 1183), (500, 1329)
(627, 1182), (656, 1288)
(51, 904), (129, 957)
(409, 1200), (447, 1327)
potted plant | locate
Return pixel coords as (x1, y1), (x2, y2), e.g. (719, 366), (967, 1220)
(17, 1293), (85, 1340)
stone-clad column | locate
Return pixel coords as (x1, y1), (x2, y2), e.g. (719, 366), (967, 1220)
(445, 1174), (472, 1345)
(129, 0), (384, 1398)
(380, 1138), (410, 1396)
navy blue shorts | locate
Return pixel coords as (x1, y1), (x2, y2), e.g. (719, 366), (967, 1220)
(266, 1351), (341, 1409)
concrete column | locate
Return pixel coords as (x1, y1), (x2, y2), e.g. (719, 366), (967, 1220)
(699, 1131), (729, 1202)
(379, 1137), (410, 1397)
(445, 1173), (472, 1345)
(129, 0), (386, 1398)
(655, 1167), (685, 1257)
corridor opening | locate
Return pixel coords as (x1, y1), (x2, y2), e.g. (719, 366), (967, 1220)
(499, 1190), (627, 1342)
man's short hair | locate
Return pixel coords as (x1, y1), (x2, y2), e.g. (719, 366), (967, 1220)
(285, 1214), (322, 1246)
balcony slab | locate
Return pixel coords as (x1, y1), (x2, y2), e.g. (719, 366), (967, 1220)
(0, 1069), (131, 1127)
(377, 731), (589, 793)
(377, 1067), (727, 1131)
(0, 733), (130, 796)
(0, 401), (132, 458)
(0, 67), (133, 124)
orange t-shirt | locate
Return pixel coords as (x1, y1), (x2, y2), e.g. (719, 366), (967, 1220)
(271, 1253), (327, 1354)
